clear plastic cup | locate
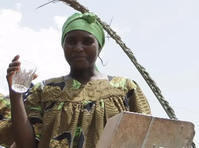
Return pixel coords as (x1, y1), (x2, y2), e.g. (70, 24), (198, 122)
(11, 60), (36, 93)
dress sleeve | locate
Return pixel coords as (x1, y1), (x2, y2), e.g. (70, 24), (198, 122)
(126, 79), (151, 115)
(24, 83), (44, 145)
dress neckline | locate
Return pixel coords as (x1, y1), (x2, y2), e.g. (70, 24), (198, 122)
(63, 74), (109, 84)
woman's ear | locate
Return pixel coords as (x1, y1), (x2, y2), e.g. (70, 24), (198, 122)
(62, 38), (66, 49)
(97, 44), (101, 55)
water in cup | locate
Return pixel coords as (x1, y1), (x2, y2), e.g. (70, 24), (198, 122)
(12, 84), (29, 93)
(12, 60), (36, 93)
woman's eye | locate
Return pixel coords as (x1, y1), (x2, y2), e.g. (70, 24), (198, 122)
(66, 37), (76, 45)
(83, 37), (94, 46)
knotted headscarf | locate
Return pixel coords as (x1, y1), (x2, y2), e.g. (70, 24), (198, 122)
(61, 12), (105, 49)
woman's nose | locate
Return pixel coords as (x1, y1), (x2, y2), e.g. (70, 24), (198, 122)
(74, 42), (84, 51)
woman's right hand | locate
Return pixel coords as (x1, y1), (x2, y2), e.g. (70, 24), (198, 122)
(6, 55), (21, 90)
(6, 56), (36, 148)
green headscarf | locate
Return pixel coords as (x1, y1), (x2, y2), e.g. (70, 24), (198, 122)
(61, 12), (105, 49)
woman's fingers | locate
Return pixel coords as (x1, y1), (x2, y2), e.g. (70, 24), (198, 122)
(7, 60), (21, 75)
(12, 55), (20, 62)
(9, 61), (21, 68)
(7, 66), (20, 74)
(6, 55), (21, 88)
(33, 74), (38, 80)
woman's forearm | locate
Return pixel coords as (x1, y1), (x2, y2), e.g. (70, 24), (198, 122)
(10, 90), (36, 148)
(6, 55), (36, 148)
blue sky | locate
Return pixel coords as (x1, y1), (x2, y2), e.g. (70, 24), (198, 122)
(0, 0), (198, 145)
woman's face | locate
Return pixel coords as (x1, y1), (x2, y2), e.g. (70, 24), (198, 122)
(63, 30), (99, 70)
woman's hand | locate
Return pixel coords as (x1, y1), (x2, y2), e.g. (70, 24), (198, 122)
(6, 55), (36, 148)
(6, 55), (21, 90)
(6, 55), (38, 93)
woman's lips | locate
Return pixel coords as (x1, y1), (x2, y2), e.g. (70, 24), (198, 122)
(72, 56), (87, 61)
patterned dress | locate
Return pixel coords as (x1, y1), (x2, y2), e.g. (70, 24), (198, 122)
(0, 94), (11, 120)
(0, 76), (151, 148)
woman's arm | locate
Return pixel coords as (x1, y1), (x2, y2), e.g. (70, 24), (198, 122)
(7, 55), (36, 148)
(126, 79), (151, 115)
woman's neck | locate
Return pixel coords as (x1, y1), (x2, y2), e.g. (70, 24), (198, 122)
(69, 67), (99, 84)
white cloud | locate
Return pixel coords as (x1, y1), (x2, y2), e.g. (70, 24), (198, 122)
(16, 3), (22, 10)
(0, 9), (22, 30)
(0, 9), (69, 95)
(54, 16), (68, 30)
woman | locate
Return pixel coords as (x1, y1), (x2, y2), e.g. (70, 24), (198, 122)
(0, 12), (151, 148)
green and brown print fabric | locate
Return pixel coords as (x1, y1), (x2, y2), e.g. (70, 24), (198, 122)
(0, 76), (151, 148)
(0, 93), (11, 120)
